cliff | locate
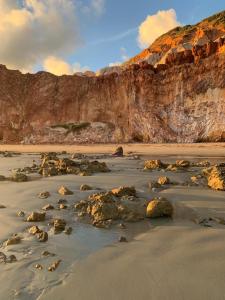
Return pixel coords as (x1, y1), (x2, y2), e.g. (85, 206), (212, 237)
(0, 12), (225, 144)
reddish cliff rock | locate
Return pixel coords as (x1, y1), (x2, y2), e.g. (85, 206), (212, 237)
(0, 12), (225, 144)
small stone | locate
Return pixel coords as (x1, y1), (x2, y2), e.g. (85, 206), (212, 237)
(58, 199), (68, 204)
(0, 175), (6, 181)
(48, 260), (61, 272)
(53, 219), (66, 234)
(0, 204), (6, 209)
(42, 251), (55, 257)
(64, 227), (72, 235)
(27, 212), (46, 222)
(6, 255), (17, 263)
(35, 264), (43, 270)
(118, 223), (126, 229)
(28, 225), (42, 235)
(37, 231), (48, 242)
(58, 186), (73, 195)
(42, 204), (54, 211)
(38, 191), (50, 199)
(17, 211), (25, 217)
(118, 236), (127, 242)
(5, 236), (21, 246)
(59, 204), (67, 209)
(0, 252), (6, 263)
(157, 176), (170, 185)
(80, 184), (92, 191)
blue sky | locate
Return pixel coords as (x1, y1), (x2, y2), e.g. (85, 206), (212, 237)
(72, 0), (225, 71)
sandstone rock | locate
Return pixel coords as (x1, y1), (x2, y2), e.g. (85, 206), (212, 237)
(53, 219), (66, 233)
(41, 167), (58, 177)
(37, 231), (48, 242)
(58, 186), (73, 195)
(89, 201), (118, 222)
(148, 181), (161, 190)
(27, 212), (46, 222)
(35, 264), (43, 270)
(42, 251), (55, 257)
(144, 160), (165, 170)
(17, 211), (25, 217)
(205, 166), (225, 191)
(175, 160), (190, 168)
(157, 176), (170, 185)
(64, 227), (72, 235)
(28, 226), (42, 235)
(74, 200), (88, 212)
(59, 204), (67, 209)
(5, 236), (21, 246)
(42, 204), (54, 211)
(48, 260), (61, 272)
(6, 255), (17, 263)
(0, 204), (6, 209)
(92, 219), (113, 229)
(11, 173), (28, 182)
(80, 184), (92, 191)
(112, 146), (123, 157)
(111, 186), (136, 197)
(0, 252), (6, 263)
(0, 175), (6, 181)
(146, 198), (173, 218)
(38, 191), (50, 199)
(166, 164), (178, 172)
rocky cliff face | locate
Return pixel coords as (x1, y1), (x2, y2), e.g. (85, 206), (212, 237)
(0, 15), (225, 144)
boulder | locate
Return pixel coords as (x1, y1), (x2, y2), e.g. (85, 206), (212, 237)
(27, 212), (46, 222)
(205, 166), (225, 191)
(58, 186), (73, 195)
(146, 198), (173, 218)
(89, 201), (118, 222)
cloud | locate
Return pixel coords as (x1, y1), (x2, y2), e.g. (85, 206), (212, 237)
(138, 9), (181, 49)
(81, 0), (105, 16)
(43, 56), (89, 76)
(0, 0), (81, 71)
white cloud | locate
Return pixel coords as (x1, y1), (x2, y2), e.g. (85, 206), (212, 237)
(138, 9), (181, 49)
(0, 0), (81, 71)
(43, 56), (89, 76)
(109, 62), (122, 67)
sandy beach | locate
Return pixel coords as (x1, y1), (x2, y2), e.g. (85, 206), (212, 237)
(0, 143), (224, 300)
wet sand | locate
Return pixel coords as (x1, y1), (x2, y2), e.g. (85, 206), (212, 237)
(0, 144), (224, 300)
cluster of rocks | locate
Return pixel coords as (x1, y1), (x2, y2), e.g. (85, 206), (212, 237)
(39, 153), (110, 177)
(75, 186), (174, 228)
(144, 159), (192, 172)
(0, 252), (17, 264)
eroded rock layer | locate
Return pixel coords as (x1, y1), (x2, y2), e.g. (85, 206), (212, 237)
(0, 38), (225, 143)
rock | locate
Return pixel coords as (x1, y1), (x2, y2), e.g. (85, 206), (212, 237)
(144, 160), (165, 170)
(35, 264), (43, 270)
(28, 226), (42, 235)
(64, 227), (72, 235)
(0, 204), (6, 209)
(118, 223), (126, 229)
(113, 146), (123, 157)
(37, 231), (48, 242)
(48, 260), (61, 272)
(42, 251), (55, 257)
(11, 173), (28, 182)
(6, 255), (17, 263)
(157, 176), (170, 185)
(146, 198), (173, 218)
(166, 164), (178, 172)
(5, 236), (21, 246)
(89, 200), (119, 222)
(80, 184), (92, 191)
(74, 200), (88, 212)
(0, 252), (7, 263)
(194, 160), (210, 167)
(0, 175), (6, 181)
(17, 211), (25, 217)
(53, 219), (66, 233)
(148, 181), (161, 190)
(117, 200), (146, 222)
(27, 212), (46, 222)
(58, 186), (73, 195)
(79, 171), (92, 176)
(118, 236), (127, 242)
(41, 166), (58, 177)
(205, 166), (225, 191)
(38, 191), (50, 199)
(111, 186), (136, 197)
(42, 204), (54, 211)
(92, 219), (113, 229)
(58, 199), (68, 204)
(175, 160), (190, 168)
(59, 204), (67, 209)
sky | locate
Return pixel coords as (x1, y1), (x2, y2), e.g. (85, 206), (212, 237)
(0, 0), (224, 74)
